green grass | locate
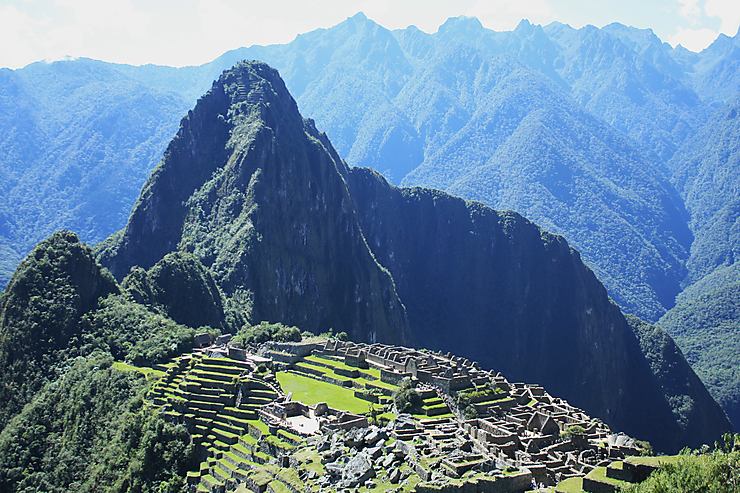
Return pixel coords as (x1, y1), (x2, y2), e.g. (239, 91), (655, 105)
(624, 455), (683, 466)
(112, 361), (165, 381)
(585, 466), (631, 488)
(411, 412), (455, 420)
(276, 371), (375, 414)
(555, 476), (583, 492)
(364, 378), (397, 391)
(268, 480), (291, 493)
(304, 355), (358, 371)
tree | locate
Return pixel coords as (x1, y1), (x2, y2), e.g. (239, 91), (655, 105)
(393, 378), (422, 413)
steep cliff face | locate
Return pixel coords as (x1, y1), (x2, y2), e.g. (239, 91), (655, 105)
(347, 168), (731, 451)
(99, 62), (408, 344)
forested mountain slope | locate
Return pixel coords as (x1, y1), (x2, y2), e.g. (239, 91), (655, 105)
(659, 263), (740, 429)
(98, 62), (409, 345)
(658, 99), (740, 430)
(669, 99), (739, 283)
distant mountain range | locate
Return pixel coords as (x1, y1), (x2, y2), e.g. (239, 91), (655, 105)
(0, 14), (737, 428)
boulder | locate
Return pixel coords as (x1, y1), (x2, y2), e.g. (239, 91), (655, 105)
(342, 452), (376, 487)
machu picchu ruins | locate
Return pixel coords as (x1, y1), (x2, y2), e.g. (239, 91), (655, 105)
(144, 334), (668, 493)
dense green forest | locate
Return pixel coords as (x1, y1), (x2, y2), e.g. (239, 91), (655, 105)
(0, 232), (205, 428)
(659, 263), (740, 427)
(0, 354), (193, 493)
(627, 434), (739, 493)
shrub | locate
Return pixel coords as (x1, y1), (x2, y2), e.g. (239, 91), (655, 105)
(561, 425), (586, 438)
(232, 321), (302, 346)
(393, 378), (422, 413)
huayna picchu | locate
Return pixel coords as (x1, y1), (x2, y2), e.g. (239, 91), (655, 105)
(148, 333), (665, 493)
(0, 60), (734, 492)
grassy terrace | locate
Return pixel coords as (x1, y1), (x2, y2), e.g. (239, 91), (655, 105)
(304, 354), (380, 378)
(412, 411), (455, 420)
(585, 466), (631, 489)
(145, 354), (296, 492)
(276, 371), (376, 414)
(625, 455), (683, 466)
(112, 361), (165, 381)
(554, 476), (583, 492)
(302, 355), (395, 389)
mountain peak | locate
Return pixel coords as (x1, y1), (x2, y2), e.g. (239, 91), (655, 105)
(210, 60), (294, 111)
(515, 18), (534, 31)
(336, 11), (382, 32)
(438, 16), (484, 34)
(348, 11), (368, 23)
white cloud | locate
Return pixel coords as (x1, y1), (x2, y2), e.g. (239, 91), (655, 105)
(669, 0), (739, 51)
(704, 0), (740, 33)
(669, 26), (720, 50)
(678, 0), (702, 22)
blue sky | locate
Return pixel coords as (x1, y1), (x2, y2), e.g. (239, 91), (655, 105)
(1, 0), (738, 68)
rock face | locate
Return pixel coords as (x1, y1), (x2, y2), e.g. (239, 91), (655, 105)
(347, 168), (731, 452)
(98, 61), (730, 451)
(99, 62), (408, 344)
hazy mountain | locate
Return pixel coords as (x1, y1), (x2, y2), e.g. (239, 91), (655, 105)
(670, 99), (739, 282)
(0, 60), (190, 285)
(1, 15), (735, 324)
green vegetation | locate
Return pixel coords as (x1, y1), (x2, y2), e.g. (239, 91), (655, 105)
(0, 353), (194, 493)
(0, 231), (117, 428)
(585, 466), (631, 489)
(555, 476), (583, 492)
(111, 361), (165, 381)
(628, 315), (731, 451)
(626, 434), (740, 492)
(232, 321), (302, 347)
(82, 293), (207, 366)
(122, 251), (226, 329)
(0, 232), (217, 492)
(659, 262), (740, 429)
(561, 425), (586, 438)
(393, 377), (423, 413)
(276, 371), (371, 414)
(625, 455), (684, 467)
